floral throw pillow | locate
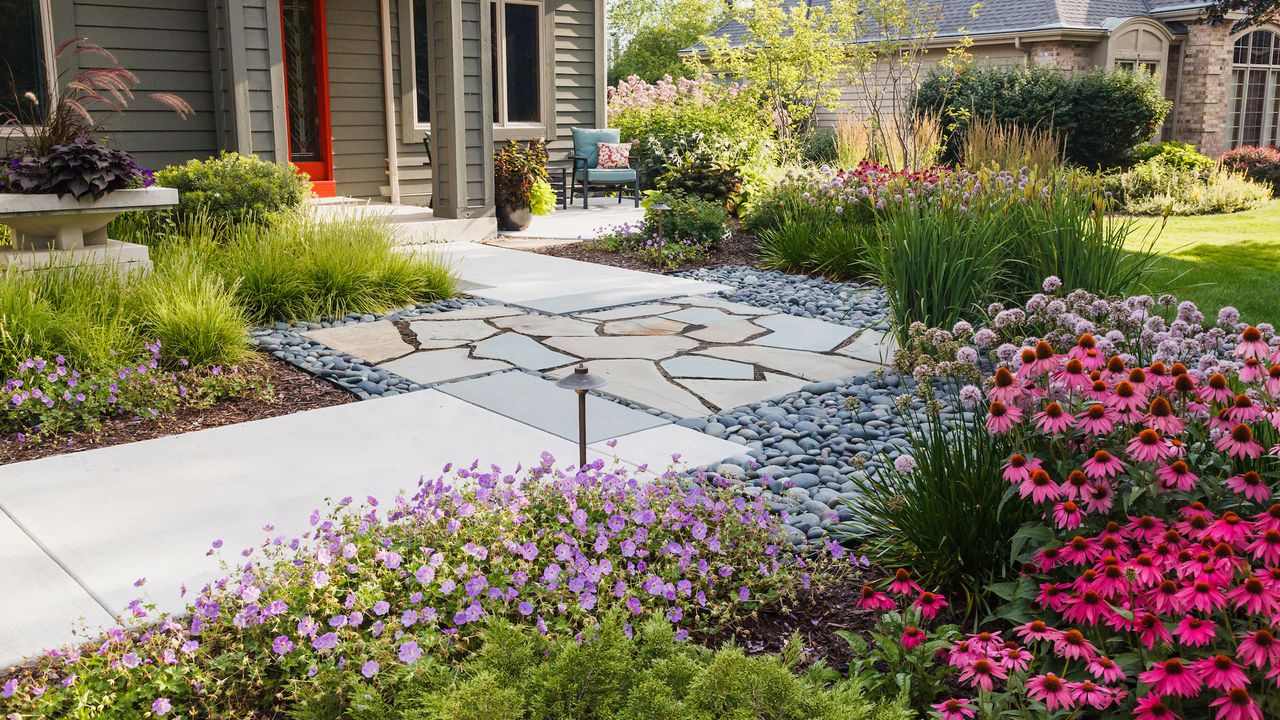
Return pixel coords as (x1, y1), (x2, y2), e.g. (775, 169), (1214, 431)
(597, 142), (631, 169)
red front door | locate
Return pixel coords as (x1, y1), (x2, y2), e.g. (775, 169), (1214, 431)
(281, 0), (336, 197)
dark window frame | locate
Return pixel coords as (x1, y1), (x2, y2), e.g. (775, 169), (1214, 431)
(0, 0), (53, 125)
(489, 0), (544, 127)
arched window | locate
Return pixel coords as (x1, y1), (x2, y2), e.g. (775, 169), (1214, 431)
(1228, 29), (1280, 148)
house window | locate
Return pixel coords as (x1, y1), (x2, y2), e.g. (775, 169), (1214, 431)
(1115, 60), (1159, 75)
(1228, 29), (1280, 148)
(489, 0), (542, 125)
(412, 0), (430, 125)
(0, 0), (49, 121)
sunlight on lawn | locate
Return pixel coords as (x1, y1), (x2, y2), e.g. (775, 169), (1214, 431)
(1128, 200), (1280, 326)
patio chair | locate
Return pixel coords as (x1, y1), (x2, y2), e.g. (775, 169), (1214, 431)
(570, 127), (640, 209)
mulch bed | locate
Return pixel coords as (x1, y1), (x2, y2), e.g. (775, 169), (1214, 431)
(0, 355), (354, 466)
(536, 229), (760, 272)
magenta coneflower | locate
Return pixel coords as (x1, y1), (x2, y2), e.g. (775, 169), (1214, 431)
(1256, 503), (1280, 532)
(1145, 396), (1186, 435)
(1237, 629), (1279, 668)
(1063, 589), (1108, 625)
(900, 625), (926, 650)
(1217, 424), (1264, 459)
(1139, 658), (1202, 698)
(1103, 355), (1128, 382)
(1226, 576), (1277, 616)
(1227, 394), (1264, 424)
(1134, 694), (1179, 720)
(989, 367), (1021, 404)
(1240, 357), (1265, 383)
(1069, 333), (1104, 371)
(1125, 514), (1168, 543)
(1077, 403), (1117, 435)
(985, 401), (1021, 434)
(1174, 616), (1218, 647)
(1194, 655), (1250, 692)
(887, 568), (921, 596)
(1225, 471), (1270, 503)
(914, 591), (948, 620)
(1055, 357), (1092, 391)
(1026, 673), (1074, 711)
(1245, 528), (1280, 565)
(1034, 401), (1075, 434)
(1127, 367), (1151, 397)
(1020, 469), (1060, 504)
(1157, 460), (1200, 492)
(1070, 679), (1113, 710)
(1266, 365), (1280, 395)
(857, 584), (896, 611)
(1014, 619), (1061, 642)
(1026, 341), (1059, 377)
(1110, 381), (1146, 412)
(1206, 511), (1251, 545)
(1210, 687), (1263, 720)
(1177, 580), (1228, 614)
(1037, 582), (1071, 612)
(1128, 553), (1164, 587)
(1059, 469), (1090, 500)
(1053, 628), (1097, 661)
(1059, 535), (1099, 565)
(1087, 656), (1126, 683)
(1053, 501), (1084, 530)
(1128, 429), (1175, 463)
(996, 646), (1032, 673)
(1082, 449), (1125, 480)
(957, 657), (1006, 691)
(930, 698), (976, 720)
(1235, 326), (1270, 360)
(1002, 453), (1042, 484)
(1202, 373), (1235, 404)
(1085, 377), (1112, 402)
(1135, 612), (1175, 649)
(1032, 545), (1063, 572)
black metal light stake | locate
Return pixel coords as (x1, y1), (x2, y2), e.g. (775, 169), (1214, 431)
(555, 364), (607, 468)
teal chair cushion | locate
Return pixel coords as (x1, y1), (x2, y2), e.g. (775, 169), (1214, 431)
(571, 127), (621, 169)
(576, 168), (637, 183)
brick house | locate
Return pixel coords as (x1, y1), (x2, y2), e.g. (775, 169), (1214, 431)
(702, 1), (1280, 155)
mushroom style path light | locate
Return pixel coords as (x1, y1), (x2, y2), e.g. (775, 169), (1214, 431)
(555, 363), (608, 467)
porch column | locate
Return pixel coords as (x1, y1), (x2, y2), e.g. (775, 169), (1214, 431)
(1174, 20), (1233, 155)
(428, 0), (495, 218)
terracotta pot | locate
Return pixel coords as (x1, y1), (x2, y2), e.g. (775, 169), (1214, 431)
(496, 202), (532, 231)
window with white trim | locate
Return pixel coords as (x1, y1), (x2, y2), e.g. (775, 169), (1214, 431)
(0, 0), (52, 121)
(1228, 29), (1280, 148)
(489, 0), (542, 125)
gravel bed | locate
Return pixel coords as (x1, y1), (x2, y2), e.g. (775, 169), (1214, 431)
(674, 266), (890, 332)
(250, 297), (499, 399)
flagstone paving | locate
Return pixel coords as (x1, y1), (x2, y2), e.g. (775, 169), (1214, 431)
(297, 295), (895, 421)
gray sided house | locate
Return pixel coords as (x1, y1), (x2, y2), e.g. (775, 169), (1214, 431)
(1, 0), (606, 222)
(700, 1), (1280, 156)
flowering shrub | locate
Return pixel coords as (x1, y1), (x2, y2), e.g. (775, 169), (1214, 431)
(1220, 145), (1280, 195)
(0, 459), (849, 718)
(589, 193), (729, 270)
(2, 343), (262, 442)
(1103, 158), (1271, 215)
(898, 327), (1280, 719)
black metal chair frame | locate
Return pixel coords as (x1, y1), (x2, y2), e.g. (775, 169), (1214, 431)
(569, 153), (640, 209)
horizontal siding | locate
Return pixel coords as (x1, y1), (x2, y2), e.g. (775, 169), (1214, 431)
(326, 0), (391, 199)
(244, 0), (277, 159)
(550, 0), (600, 160)
(72, 0), (218, 169)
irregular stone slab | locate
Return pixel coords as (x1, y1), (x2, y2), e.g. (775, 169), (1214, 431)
(425, 305), (523, 320)
(661, 355), (755, 380)
(491, 314), (600, 337)
(303, 321), (413, 363)
(666, 295), (773, 316)
(661, 307), (743, 326)
(677, 372), (809, 412)
(748, 314), (856, 352)
(410, 318), (499, 349)
(699, 345), (878, 382)
(602, 317), (687, 336)
(380, 348), (511, 385)
(576, 303), (681, 321)
(473, 332), (578, 371)
(837, 329), (899, 364)
(544, 335), (697, 360)
(438, 370), (667, 442)
(550, 359), (711, 418)
(686, 319), (767, 344)
(589, 424), (742, 471)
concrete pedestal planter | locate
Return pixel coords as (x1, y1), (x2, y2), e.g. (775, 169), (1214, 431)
(0, 187), (178, 273)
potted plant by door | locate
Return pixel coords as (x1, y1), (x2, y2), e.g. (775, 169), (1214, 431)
(0, 39), (191, 263)
(493, 139), (556, 231)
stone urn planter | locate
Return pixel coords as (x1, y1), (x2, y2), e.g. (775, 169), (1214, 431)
(495, 202), (533, 232)
(0, 187), (178, 273)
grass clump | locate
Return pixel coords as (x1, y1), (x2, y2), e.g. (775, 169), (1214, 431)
(1107, 158), (1272, 215)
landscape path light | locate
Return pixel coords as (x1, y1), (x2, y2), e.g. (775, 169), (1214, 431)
(555, 363), (607, 468)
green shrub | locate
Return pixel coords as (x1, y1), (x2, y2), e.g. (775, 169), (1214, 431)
(1132, 140), (1214, 172)
(592, 193), (729, 270)
(756, 208), (877, 279)
(801, 127), (839, 165)
(153, 152), (312, 226)
(1220, 144), (1280, 194)
(648, 133), (752, 214)
(915, 64), (1170, 168)
(1106, 159), (1272, 215)
(337, 616), (910, 720)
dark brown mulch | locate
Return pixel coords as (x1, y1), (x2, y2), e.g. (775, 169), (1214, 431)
(0, 356), (354, 466)
(698, 569), (878, 672)
(536, 229), (760, 272)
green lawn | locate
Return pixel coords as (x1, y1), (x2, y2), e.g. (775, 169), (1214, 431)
(1127, 200), (1280, 326)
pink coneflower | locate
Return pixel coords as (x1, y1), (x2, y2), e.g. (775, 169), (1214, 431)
(1177, 580), (1228, 614)
(1266, 365), (1280, 395)
(1245, 528), (1280, 565)
(1059, 470), (1090, 500)
(1053, 501), (1084, 530)
(1202, 373), (1235, 404)
(957, 656), (1006, 691)
(1210, 687), (1263, 720)
(1032, 545), (1063, 572)
(1037, 582), (1071, 612)
(901, 625), (926, 650)
(1088, 656), (1127, 683)
(1134, 694), (1179, 720)
(1217, 423), (1264, 459)
(857, 584), (896, 611)
(1026, 673), (1074, 711)
(1070, 680), (1113, 710)
(968, 631), (1004, 653)
(1227, 394), (1264, 423)
(1082, 449), (1125, 480)
(1020, 469), (1060, 504)
(1128, 553), (1165, 587)
(1257, 503), (1280, 532)
(1194, 655), (1250, 692)
(989, 367), (1021, 404)
(887, 568), (921, 596)
(1135, 612), (1175, 649)
(1148, 361), (1172, 390)
(1103, 355), (1128, 382)
(1240, 357), (1265, 383)
(1173, 616), (1218, 647)
(1063, 589), (1109, 625)
(1226, 576), (1277, 616)
(1035, 401), (1075, 434)
(1069, 333), (1104, 370)
(1157, 460), (1200, 492)
(930, 698), (976, 720)
(914, 591), (949, 620)
(1109, 380), (1146, 412)
(1055, 357), (1092, 391)
(1002, 453), (1042, 484)
(1083, 480), (1116, 515)
(1238, 629), (1279, 668)
(1014, 619), (1061, 643)
(1127, 367), (1151, 397)
(947, 640), (979, 667)
(1059, 535), (1099, 565)
(1128, 429), (1175, 463)
(985, 401), (1022, 434)
(1053, 628), (1097, 661)
(1206, 511), (1250, 545)
(1023, 341), (1059, 378)
(1077, 403), (1117, 435)
(1236, 326), (1270, 360)
(996, 645), (1032, 673)
(1125, 514), (1168, 543)
(1139, 658), (1202, 698)
(1085, 377), (1112, 402)
(1145, 396), (1186, 435)
(1225, 471), (1270, 503)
